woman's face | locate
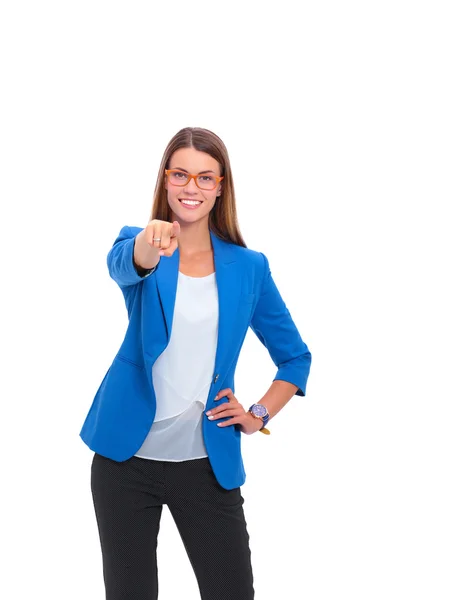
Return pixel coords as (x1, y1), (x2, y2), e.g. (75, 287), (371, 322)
(165, 147), (223, 225)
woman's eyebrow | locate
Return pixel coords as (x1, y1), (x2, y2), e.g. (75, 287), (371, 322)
(171, 167), (216, 174)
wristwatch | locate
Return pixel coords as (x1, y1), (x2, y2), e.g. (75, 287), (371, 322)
(248, 403), (271, 435)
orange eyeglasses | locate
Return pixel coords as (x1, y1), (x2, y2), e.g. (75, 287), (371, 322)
(165, 169), (224, 191)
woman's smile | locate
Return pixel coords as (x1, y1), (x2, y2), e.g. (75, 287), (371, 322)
(179, 198), (203, 208)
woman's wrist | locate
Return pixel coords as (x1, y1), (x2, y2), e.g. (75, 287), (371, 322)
(249, 412), (265, 432)
(134, 230), (160, 271)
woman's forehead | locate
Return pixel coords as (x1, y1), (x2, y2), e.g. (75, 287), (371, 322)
(170, 147), (220, 173)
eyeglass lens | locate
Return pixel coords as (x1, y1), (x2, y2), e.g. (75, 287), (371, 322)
(169, 170), (218, 190)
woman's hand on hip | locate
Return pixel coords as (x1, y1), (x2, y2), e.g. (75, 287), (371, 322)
(205, 388), (263, 435)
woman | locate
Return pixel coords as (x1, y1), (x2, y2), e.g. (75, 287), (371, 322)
(80, 126), (311, 599)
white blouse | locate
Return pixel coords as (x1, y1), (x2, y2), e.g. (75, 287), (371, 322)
(134, 270), (219, 462)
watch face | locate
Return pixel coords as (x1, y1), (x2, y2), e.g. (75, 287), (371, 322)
(252, 404), (267, 417)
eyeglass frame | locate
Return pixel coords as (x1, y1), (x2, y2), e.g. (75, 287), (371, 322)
(164, 169), (224, 191)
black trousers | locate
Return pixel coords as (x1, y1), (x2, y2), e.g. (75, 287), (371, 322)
(91, 452), (255, 599)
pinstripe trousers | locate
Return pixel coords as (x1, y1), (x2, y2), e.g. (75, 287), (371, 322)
(90, 452), (255, 599)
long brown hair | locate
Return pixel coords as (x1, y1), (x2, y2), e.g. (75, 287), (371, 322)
(148, 127), (247, 248)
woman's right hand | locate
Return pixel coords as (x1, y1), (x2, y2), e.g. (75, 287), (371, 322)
(144, 219), (181, 258)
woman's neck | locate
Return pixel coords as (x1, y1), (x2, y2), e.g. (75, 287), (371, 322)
(176, 221), (212, 257)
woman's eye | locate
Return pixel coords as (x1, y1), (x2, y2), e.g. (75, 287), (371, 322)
(175, 171), (186, 178)
(199, 176), (214, 182)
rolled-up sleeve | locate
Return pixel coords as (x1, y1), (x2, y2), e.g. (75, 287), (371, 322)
(249, 252), (311, 396)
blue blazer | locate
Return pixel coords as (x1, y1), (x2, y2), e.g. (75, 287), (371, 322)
(79, 225), (311, 490)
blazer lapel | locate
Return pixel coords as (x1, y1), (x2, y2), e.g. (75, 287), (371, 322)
(153, 230), (244, 373)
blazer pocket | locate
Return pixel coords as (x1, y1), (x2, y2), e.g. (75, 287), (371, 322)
(115, 354), (145, 370)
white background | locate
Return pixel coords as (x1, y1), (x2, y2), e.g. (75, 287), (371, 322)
(1, 1), (454, 598)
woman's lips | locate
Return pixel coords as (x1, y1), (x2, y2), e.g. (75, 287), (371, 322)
(179, 199), (203, 209)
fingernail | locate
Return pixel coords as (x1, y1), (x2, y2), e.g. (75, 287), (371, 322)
(214, 395), (219, 400)
(159, 250), (164, 256)
(206, 411), (211, 416)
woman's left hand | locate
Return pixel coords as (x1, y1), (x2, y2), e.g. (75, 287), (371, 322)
(206, 388), (264, 435)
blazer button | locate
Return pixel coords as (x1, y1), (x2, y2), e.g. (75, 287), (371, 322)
(213, 374), (219, 383)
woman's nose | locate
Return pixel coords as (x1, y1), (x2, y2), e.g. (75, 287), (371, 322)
(183, 177), (199, 193)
